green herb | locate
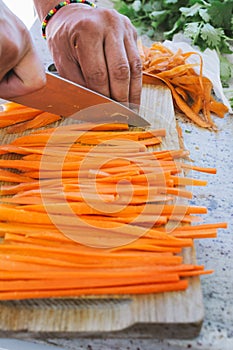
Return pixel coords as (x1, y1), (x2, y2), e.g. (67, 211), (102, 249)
(114, 0), (233, 83)
(230, 97), (233, 108)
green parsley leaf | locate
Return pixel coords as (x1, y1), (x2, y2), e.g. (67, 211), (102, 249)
(180, 3), (202, 17)
(201, 23), (224, 49)
(199, 8), (210, 23)
(219, 55), (233, 83)
(184, 22), (201, 41)
(208, 0), (233, 31)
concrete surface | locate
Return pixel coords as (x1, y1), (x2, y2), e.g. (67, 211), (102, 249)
(0, 1), (232, 349)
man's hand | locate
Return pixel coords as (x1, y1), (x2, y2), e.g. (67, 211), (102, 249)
(41, 4), (142, 106)
(0, 1), (45, 99)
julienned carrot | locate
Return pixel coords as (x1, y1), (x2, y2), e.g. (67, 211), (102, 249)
(32, 122), (130, 134)
(172, 230), (217, 239)
(0, 266), (180, 282)
(0, 269), (179, 281)
(171, 176), (208, 186)
(5, 232), (192, 250)
(209, 99), (229, 118)
(0, 280), (188, 300)
(0, 101), (26, 112)
(180, 163), (217, 174)
(9, 130), (164, 147)
(0, 271), (181, 291)
(171, 222), (228, 231)
(0, 102), (60, 131)
(0, 118), (226, 299)
(146, 72), (212, 129)
(0, 107), (43, 128)
(0, 180), (55, 195)
(140, 42), (229, 130)
(2, 202), (206, 217)
(0, 169), (34, 183)
(7, 112), (61, 134)
(0, 245), (182, 267)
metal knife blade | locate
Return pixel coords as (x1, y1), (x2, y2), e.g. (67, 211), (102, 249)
(10, 72), (150, 127)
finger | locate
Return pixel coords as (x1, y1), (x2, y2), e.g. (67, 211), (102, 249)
(54, 56), (86, 87)
(0, 48), (45, 99)
(124, 29), (142, 107)
(104, 32), (130, 103)
(74, 20), (110, 97)
(47, 36), (86, 86)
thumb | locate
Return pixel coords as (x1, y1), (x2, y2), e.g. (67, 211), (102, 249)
(0, 47), (46, 99)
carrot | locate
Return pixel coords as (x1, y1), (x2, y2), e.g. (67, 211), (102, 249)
(7, 112), (61, 134)
(0, 101), (26, 112)
(172, 222), (227, 231)
(32, 122), (130, 134)
(208, 99), (229, 118)
(145, 72), (212, 129)
(0, 169), (34, 183)
(0, 280), (188, 300)
(0, 268), (179, 281)
(0, 244), (183, 267)
(170, 176), (208, 186)
(180, 163), (217, 174)
(0, 117), (227, 299)
(0, 107), (42, 128)
(140, 42), (229, 130)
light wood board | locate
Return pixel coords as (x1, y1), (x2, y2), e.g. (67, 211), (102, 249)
(0, 82), (204, 338)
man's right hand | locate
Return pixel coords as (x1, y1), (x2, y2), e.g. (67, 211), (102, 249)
(0, 0), (46, 99)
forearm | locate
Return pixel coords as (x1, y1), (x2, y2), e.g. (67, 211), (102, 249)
(33, 0), (62, 20)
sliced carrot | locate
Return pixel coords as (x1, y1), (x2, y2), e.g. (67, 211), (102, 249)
(140, 42), (229, 130)
(7, 112), (61, 134)
(0, 169), (34, 183)
(0, 280), (188, 300)
(0, 107), (42, 128)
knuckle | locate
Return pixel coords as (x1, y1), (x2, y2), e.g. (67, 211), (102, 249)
(111, 90), (128, 103)
(100, 8), (124, 28)
(112, 62), (130, 81)
(86, 69), (108, 86)
(103, 8), (119, 20)
(76, 17), (97, 33)
(122, 13), (136, 30)
(131, 26), (138, 40)
(130, 57), (142, 76)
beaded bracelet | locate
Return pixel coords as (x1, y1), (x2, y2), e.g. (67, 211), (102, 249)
(42, 0), (97, 39)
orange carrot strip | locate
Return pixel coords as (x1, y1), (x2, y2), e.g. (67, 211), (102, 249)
(0, 169), (34, 183)
(7, 112), (61, 134)
(1, 101), (26, 112)
(0, 108), (43, 127)
(0, 280), (188, 300)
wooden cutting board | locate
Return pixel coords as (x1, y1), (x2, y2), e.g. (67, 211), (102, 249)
(0, 82), (204, 338)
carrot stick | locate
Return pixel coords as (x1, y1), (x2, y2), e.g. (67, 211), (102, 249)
(0, 280), (188, 300)
(1, 101), (26, 112)
(7, 112), (61, 134)
(180, 163), (217, 174)
(171, 176), (208, 186)
(0, 107), (42, 127)
(0, 169), (34, 183)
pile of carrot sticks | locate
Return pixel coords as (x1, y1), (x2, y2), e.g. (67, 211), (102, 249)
(0, 104), (227, 300)
(0, 102), (62, 133)
(139, 42), (229, 130)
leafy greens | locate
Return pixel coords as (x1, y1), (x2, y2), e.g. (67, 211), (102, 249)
(114, 0), (233, 83)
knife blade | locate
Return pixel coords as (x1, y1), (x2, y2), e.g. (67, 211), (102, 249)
(10, 72), (150, 127)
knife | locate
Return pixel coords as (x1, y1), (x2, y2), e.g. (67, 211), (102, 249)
(10, 72), (150, 127)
